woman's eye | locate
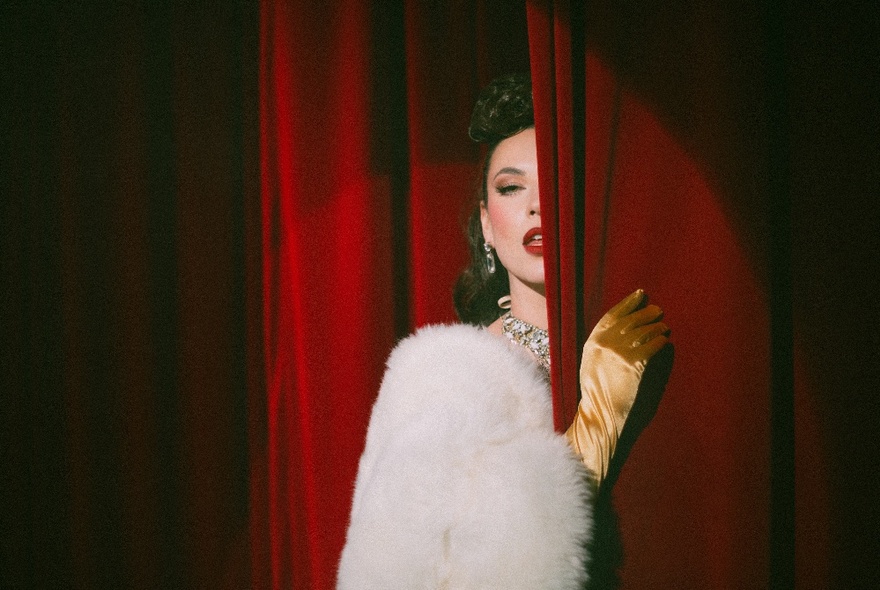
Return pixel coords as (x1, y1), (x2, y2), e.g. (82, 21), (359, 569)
(496, 184), (522, 195)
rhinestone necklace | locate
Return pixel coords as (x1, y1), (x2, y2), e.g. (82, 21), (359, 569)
(500, 311), (550, 376)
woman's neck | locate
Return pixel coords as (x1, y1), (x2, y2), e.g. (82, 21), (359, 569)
(508, 277), (548, 330)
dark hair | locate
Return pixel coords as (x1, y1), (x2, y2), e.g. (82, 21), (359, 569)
(453, 73), (534, 325)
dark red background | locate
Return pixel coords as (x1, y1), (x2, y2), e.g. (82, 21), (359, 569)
(2, 1), (876, 589)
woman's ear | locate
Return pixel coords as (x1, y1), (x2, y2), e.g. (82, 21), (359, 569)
(480, 201), (494, 246)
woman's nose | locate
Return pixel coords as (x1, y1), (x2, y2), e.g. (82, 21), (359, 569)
(529, 191), (540, 217)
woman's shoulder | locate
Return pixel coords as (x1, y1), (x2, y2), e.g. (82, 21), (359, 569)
(374, 323), (550, 423)
(385, 322), (529, 379)
(391, 322), (495, 356)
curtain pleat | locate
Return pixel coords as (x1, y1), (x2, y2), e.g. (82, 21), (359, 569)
(257, 3), (399, 586)
(527, 0), (590, 431)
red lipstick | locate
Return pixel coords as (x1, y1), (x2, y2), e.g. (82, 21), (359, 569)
(522, 227), (543, 256)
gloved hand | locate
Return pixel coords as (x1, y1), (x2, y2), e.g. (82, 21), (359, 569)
(565, 289), (669, 486)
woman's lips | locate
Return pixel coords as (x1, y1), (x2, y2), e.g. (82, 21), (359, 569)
(523, 227), (543, 256)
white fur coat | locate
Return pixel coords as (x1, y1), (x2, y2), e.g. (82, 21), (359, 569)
(337, 324), (592, 590)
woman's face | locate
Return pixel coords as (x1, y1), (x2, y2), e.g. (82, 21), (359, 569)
(480, 127), (544, 291)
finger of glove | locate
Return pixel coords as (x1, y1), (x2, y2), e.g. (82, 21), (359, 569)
(618, 304), (663, 334)
(627, 322), (669, 349)
(635, 333), (669, 364)
(591, 320), (666, 361)
(627, 327), (669, 363)
(598, 289), (645, 329)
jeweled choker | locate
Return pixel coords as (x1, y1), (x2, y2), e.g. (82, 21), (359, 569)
(500, 311), (550, 376)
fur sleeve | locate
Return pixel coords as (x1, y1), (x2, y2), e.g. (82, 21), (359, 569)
(338, 324), (592, 590)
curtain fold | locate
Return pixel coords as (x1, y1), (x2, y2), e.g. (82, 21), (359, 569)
(526, 0), (595, 432)
(257, 3), (399, 585)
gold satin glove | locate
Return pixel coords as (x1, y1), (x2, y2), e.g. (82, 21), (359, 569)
(565, 289), (669, 486)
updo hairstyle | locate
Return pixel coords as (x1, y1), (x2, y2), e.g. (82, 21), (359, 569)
(453, 73), (534, 326)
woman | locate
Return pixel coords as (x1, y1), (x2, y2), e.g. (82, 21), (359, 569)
(337, 74), (669, 589)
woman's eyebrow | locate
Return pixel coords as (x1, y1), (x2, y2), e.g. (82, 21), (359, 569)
(493, 166), (526, 180)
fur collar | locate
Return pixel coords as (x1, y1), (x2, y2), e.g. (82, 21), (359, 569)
(338, 324), (592, 589)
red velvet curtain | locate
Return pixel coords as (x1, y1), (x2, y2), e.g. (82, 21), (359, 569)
(254, 1), (870, 589)
(528, 2), (775, 587)
(3, 2), (876, 589)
